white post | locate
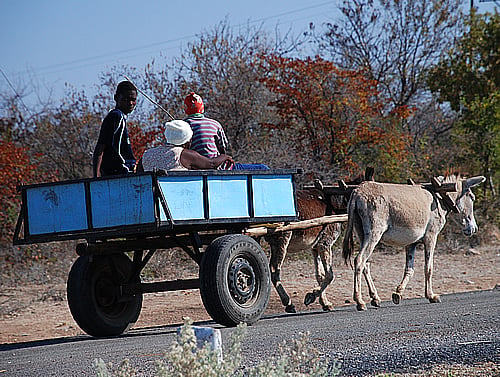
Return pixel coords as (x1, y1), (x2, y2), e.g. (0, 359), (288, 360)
(177, 325), (224, 363)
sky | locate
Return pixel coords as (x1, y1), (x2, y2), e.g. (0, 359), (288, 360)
(0, 0), (340, 106)
(0, 0), (498, 108)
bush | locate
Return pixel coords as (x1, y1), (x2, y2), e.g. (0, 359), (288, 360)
(94, 318), (340, 377)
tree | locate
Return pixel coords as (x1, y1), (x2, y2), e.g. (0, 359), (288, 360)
(21, 89), (101, 180)
(428, 11), (500, 192)
(19, 81), (159, 181)
(159, 20), (299, 167)
(311, 0), (465, 180)
(0, 139), (40, 244)
(454, 92), (500, 194)
(315, 0), (464, 109)
(428, 11), (500, 111)
(258, 54), (411, 181)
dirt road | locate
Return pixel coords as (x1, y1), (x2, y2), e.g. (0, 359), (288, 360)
(1, 245), (497, 344)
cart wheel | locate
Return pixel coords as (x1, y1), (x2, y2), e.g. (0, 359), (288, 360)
(67, 254), (142, 337)
(199, 234), (271, 327)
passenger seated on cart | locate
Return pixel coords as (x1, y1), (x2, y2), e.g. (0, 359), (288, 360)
(138, 120), (234, 172)
(183, 92), (269, 170)
(93, 81), (138, 177)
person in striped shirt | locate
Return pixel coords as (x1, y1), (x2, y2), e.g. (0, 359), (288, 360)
(183, 92), (269, 170)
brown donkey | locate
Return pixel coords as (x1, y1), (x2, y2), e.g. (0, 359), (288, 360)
(264, 186), (349, 313)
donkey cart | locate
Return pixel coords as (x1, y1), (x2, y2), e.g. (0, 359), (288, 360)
(12, 169), (308, 337)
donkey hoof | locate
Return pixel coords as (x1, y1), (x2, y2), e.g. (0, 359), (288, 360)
(285, 304), (297, 313)
(371, 299), (381, 308)
(304, 292), (317, 306)
(429, 295), (441, 304)
(322, 305), (333, 312)
(356, 303), (367, 311)
(392, 293), (402, 305)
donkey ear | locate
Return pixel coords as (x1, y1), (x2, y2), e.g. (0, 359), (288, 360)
(464, 176), (486, 189)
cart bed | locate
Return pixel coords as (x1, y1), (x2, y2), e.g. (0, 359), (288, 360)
(14, 169), (300, 245)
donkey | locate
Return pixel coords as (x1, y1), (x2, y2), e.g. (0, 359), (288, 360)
(264, 187), (347, 313)
(342, 174), (485, 311)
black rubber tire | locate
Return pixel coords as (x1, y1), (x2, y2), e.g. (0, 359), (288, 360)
(67, 254), (142, 337)
(199, 234), (271, 327)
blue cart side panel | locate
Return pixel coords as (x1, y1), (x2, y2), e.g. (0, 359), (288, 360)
(14, 169), (300, 245)
(157, 176), (204, 221)
(208, 175), (249, 219)
(90, 175), (155, 228)
(26, 182), (88, 235)
(252, 174), (296, 217)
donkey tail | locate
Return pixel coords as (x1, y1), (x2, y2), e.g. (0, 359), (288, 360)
(342, 196), (356, 265)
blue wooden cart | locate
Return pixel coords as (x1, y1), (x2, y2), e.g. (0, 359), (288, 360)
(13, 169), (300, 337)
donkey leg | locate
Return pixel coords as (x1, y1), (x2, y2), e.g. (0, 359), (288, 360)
(304, 248), (322, 306)
(354, 232), (385, 311)
(317, 254), (335, 312)
(268, 232), (296, 313)
(424, 238), (441, 303)
(304, 227), (338, 311)
(353, 252), (368, 311)
(305, 246), (334, 311)
(392, 244), (417, 305)
(363, 261), (381, 307)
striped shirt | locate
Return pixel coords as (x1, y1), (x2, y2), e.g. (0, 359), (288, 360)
(184, 114), (228, 158)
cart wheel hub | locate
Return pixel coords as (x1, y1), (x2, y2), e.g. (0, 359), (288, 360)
(229, 257), (255, 304)
(95, 277), (116, 308)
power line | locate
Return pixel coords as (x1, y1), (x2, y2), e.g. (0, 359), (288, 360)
(10, 1), (334, 79)
(0, 68), (33, 117)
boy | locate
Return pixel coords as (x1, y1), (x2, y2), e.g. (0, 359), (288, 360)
(183, 91), (228, 159)
(183, 92), (268, 170)
(93, 81), (137, 177)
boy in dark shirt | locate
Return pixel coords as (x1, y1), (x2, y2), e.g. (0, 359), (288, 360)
(93, 81), (137, 177)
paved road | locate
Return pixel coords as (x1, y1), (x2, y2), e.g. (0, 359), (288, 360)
(1, 289), (498, 376)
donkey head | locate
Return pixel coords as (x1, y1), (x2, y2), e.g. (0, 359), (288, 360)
(455, 176), (486, 236)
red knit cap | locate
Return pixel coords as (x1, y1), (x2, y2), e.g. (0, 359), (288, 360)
(184, 92), (204, 115)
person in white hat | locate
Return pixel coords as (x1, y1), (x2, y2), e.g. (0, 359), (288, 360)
(138, 120), (234, 172)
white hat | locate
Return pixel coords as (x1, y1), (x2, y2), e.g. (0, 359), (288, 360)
(164, 120), (193, 145)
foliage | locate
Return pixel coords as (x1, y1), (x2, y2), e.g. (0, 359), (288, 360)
(247, 331), (340, 377)
(428, 11), (500, 112)
(0, 5), (498, 265)
(428, 11), (500, 190)
(312, 0), (465, 181)
(454, 92), (500, 183)
(94, 318), (339, 377)
(0, 140), (40, 244)
(258, 54), (412, 181)
(155, 20), (300, 168)
(315, 0), (464, 109)
(158, 318), (244, 377)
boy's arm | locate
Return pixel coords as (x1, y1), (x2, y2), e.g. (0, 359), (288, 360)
(216, 122), (229, 154)
(181, 149), (233, 170)
(93, 143), (105, 177)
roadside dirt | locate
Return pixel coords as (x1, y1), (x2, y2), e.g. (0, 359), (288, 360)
(1, 244), (498, 345)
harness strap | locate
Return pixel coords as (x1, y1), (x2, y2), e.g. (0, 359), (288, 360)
(426, 187), (459, 216)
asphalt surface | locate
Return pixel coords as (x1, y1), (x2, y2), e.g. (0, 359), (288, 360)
(1, 289), (498, 376)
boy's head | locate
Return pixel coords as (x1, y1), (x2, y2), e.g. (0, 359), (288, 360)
(184, 92), (204, 115)
(115, 81), (137, 114)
